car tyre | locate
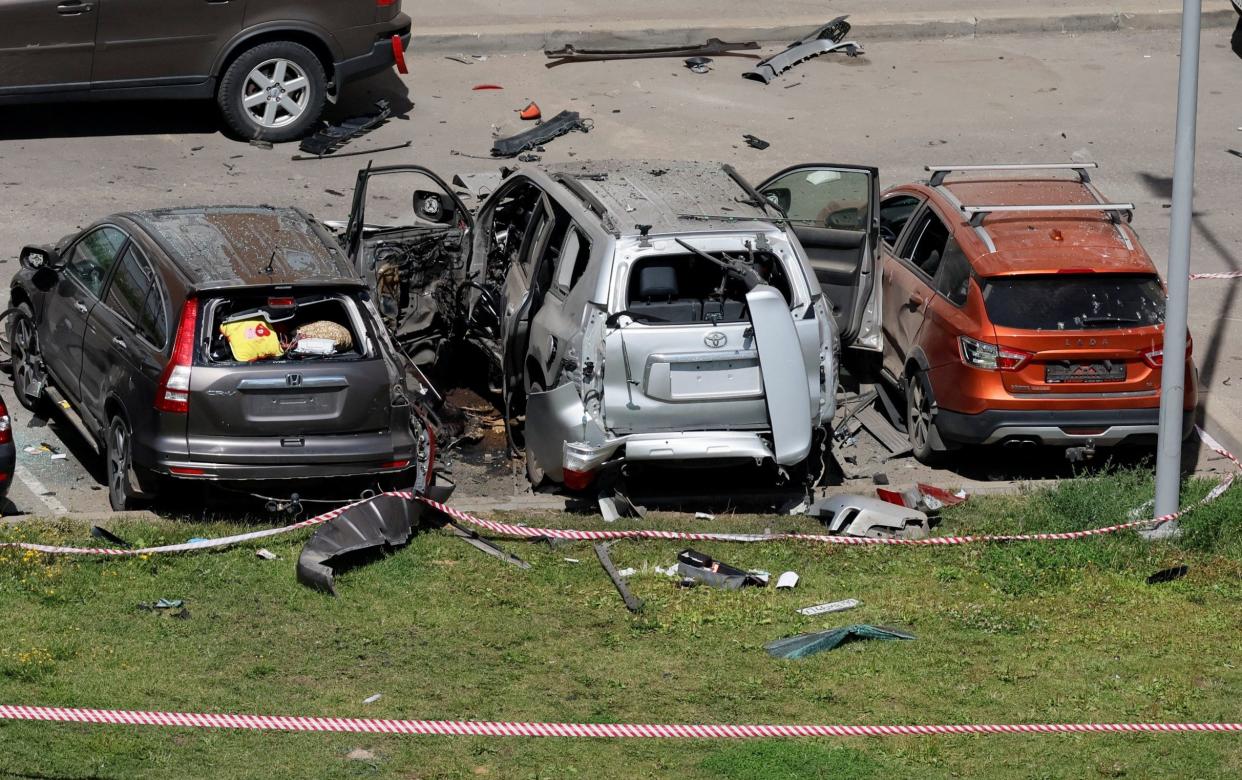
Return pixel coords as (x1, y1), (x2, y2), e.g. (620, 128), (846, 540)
(8, 303), (49, 414)
(107, 416), (149, 511)
(905, 372), (943, 465)
(524, 381), (549, 488)
(217, 41), (327, 142)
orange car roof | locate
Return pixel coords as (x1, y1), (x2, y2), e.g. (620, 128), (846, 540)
(934, 178), (1157, 277)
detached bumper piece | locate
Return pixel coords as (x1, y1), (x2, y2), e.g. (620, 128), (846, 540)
(491, 110), (591, 157)
(297, 493), (424, 595)
(544, 38), (760, 67)
(743, 16), (862, 84)
(298, 99), (393, 157)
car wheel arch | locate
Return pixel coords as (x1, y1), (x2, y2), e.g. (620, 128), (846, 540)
(213, 25), (338, 87)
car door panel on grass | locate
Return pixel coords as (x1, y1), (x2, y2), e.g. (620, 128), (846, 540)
(44, 225), (127, 405)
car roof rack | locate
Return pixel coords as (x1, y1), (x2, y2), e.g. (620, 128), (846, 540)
(925, 163), (1097, 187)
(960, 202), (1135, 227)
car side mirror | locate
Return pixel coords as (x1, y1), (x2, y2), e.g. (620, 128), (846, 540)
(412, 190), (454, 225)
(762, 188), (792, 214)
(20, 245), (61, 272)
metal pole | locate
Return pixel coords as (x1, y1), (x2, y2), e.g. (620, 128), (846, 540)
(1147, 0), (1202, 539)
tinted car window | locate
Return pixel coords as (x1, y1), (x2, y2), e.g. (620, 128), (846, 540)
(104, 245), (167, 347)
(66, 226), (127, 297)
(901, 209), (951, 278)
(933, 239), (972, 306)
(764, 168), (871, 230)
(982, 274), (1166, 331)
(554, 227), (592, 292)
(879, 194), (921, 247)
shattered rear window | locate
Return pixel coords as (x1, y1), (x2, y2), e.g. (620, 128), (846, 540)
(982, 274), (1165, 331)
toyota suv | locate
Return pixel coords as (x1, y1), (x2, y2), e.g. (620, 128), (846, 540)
(876, 163), (1195, 462)
(10, 206), (436, 510)
(336, 160), (884, 490)
(0, 0), (411, 141)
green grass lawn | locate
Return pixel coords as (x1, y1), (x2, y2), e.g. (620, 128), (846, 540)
(2, 470), (1242, 779)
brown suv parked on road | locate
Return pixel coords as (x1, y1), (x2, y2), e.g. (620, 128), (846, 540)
(0, 0), (411, 141)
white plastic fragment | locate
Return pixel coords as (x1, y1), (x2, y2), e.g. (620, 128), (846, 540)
(363, 693), (382, 704)
(776, 571), (799, 589)
(797, 598), (861, 616)
(617, 567), (637, 578)
(255, 549), (278, 560)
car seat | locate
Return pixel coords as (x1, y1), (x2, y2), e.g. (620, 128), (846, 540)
(629, 263), (700, 322)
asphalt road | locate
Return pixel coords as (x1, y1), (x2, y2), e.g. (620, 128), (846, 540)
(1, 27), (1240, 518)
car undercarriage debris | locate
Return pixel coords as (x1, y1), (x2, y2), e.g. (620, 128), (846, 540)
(743, 16), (862, 84)
(811, 495), (931, 540)
(298, 100), (394, 157)
(544, 38), (760, 67)
(297, 493), (429, 595)
(491, 110), (592, 157)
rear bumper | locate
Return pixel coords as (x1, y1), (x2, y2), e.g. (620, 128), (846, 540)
(150, 429), (416, 481)
(335, 18), (412, 85)
(935, 407), (1195, 447)
(0, 441), (14, 499)
(564, 432), (776, 477)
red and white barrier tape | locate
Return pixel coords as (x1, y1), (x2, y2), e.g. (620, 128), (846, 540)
(3, 429), (1237, 557)
(0, 704), (1238, 739)
(1191, 271), (1242, 280)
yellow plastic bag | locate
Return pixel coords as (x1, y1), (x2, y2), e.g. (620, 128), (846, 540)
(220, 319), (282, 362)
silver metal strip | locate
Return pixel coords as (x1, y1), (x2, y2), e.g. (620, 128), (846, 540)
(926, 163), (1097, 186)
(961, 203), (1135, 227)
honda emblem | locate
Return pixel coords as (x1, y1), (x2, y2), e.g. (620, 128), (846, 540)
(286, 373), (303, 388)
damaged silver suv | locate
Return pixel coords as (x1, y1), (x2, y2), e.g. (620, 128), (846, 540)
(341, 161), (881, 489)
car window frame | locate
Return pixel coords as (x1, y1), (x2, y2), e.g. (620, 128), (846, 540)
(62, 224), (130, 301)
(99, 242), (169, 350)
(879, 193), (925, 252)
(551, 224), (592, 297)
(894, 203), (953, 283)
(929, 237), (974, 309)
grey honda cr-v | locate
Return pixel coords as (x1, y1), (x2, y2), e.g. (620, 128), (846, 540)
(0, 0), (412, 141)
(9, 206), (436, 510)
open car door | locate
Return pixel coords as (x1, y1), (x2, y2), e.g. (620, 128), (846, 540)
(759, 164), (881, 351)
(343, 164), (475, 366)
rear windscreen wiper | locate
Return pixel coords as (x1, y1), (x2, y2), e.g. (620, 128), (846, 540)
(1079, 316), (1141, 326)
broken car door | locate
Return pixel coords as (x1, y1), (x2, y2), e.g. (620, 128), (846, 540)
(881, 203), (951, 380)
(758, 164), (881, 351)
(526, 223), (595, 391)
(343, 165), (473, 366)
(499, 192), (560, 402)
(43, 225), (128, 405)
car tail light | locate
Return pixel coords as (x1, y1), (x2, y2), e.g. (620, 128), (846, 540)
(381, 459), (411, 470)
(1142, 340), (1192, 369)
(267, 297), (295, 308)
(376, 0), (396, 5)
(155, 298), (198, 414)
(0, 398), (10, 445)
(563, 467), (597, 492)
(959, 336), (1033, 372)
(169, 466), (206, 476)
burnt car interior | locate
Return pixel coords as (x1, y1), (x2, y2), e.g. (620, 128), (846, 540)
(624, 252), (793, 324)
(201, 291), (372, 364)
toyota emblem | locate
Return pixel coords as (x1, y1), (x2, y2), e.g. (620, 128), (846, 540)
(704, 331), (727, 349)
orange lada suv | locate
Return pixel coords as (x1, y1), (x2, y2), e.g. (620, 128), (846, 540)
(876, 163), (1195, 462)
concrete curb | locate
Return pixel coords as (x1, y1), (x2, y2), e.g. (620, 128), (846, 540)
(412, 8), (1239, 54)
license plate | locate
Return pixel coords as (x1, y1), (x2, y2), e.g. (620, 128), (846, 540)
(1045, 362), (1126, 384)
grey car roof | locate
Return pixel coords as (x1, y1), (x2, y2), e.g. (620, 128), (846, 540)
(535, 160), (780, 238)
(126, 206), (358, 288)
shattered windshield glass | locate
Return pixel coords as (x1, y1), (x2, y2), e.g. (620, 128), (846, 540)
(982, 274), (1165, 331)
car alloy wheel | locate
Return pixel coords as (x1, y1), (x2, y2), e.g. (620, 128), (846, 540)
(107, 417), (139, 511)
(9, 306), (46, 412)
(909, 380), (932, 453)
(242, 58), (312, 129)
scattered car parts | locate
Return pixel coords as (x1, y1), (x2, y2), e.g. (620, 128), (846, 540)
(491, 110), (592, 157)
(765, 624), (915, 659)
(797, 598), (861, 616)
(743, 16), (862, 85)
(297, 494), (427, 595)
(743, 134), (770, 150)
(811, 495), (931, 540)
(519, 102), (542, 120)
(544, 39), (760, 68)
(595, 542), (644, 612)
(446, 520), (530, 569)
(677, 548), (768, 589)
(684, 57), (713, 74)
(298, 100), (394, 157)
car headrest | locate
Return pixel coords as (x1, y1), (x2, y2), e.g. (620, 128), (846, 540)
(638, 264), (678, 299)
